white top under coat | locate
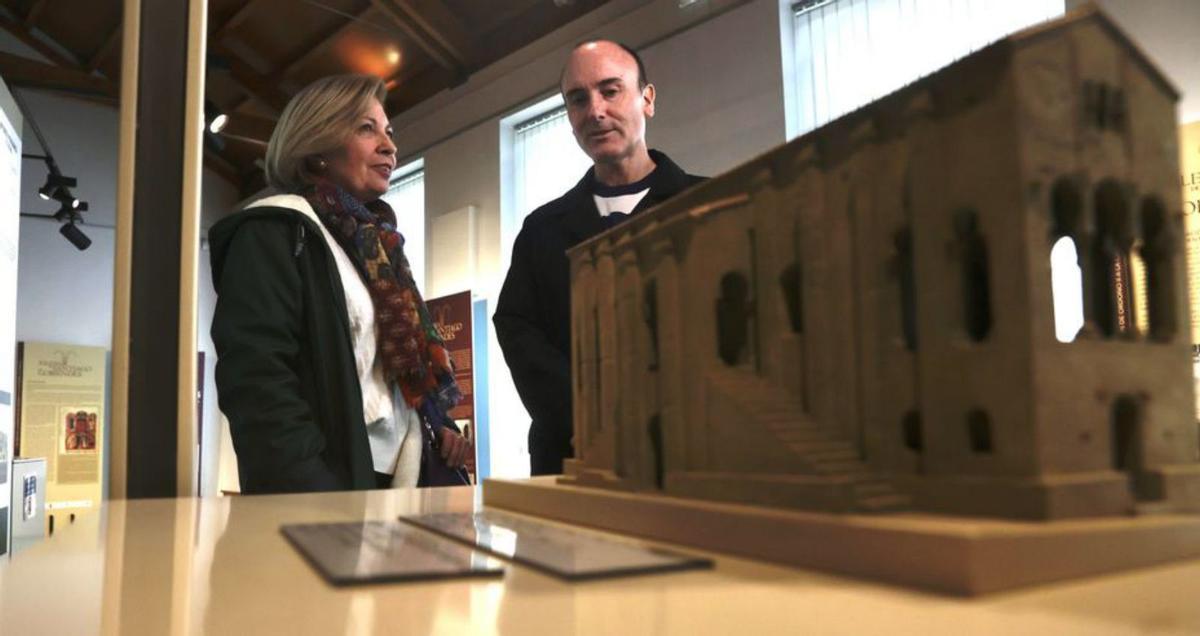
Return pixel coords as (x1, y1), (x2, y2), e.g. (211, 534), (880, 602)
(246, 194), (417, 477)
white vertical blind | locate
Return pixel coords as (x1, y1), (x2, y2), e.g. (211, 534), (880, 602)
(381, 167), (426, 290)
(790, 0), (1065, 136)
(513, 106), (592, 221)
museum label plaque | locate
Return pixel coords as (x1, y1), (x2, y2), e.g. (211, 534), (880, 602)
(403, 510), (712, 580)
(281, 520), (504, 585)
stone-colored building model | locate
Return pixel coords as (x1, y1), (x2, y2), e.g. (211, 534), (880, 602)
(561, 6), (1200, 520)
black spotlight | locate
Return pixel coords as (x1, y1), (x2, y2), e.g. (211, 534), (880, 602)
(59, 221), (91, 251)
(38, 173), (75, 200)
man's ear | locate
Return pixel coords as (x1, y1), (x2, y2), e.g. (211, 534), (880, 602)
(642, 83), (656, 118)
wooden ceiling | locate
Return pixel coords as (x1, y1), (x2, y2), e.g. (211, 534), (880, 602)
(0, 0), (611, 195)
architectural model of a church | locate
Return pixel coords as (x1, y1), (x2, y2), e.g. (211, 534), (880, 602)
(559, 6), (1200, 521)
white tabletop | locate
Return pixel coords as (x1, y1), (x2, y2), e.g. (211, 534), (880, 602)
(3, 481), (1200, 635)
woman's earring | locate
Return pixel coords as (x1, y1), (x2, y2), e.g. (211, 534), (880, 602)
(309, 156), (328, 173)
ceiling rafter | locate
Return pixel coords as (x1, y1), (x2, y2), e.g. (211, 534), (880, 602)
(0, 12), (77, 68)
(0, 50), (116, 100)
(278, 6), (373, 78)
(23, 0), (49, 28)
(211, 0), (268, 44)
(385, 64), (457, 114)
(391, 0), (474, 68)
(368, 0), (463, 76)
(87, 26), (121, 72)
(211, 43), (292, 113)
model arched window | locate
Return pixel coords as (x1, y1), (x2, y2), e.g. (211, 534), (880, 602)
(716, 272), (751, 366)
(1092, 180), (1133, 338)
(954, 210), (991, 342)
(779, 262), (803, 335)
(642, 279), (660, 370)
(1140, 196), (1177, 341)
(1050, 178), (1085, 342)
(967, 409), (993, 454)
(893, 227), (917, 350)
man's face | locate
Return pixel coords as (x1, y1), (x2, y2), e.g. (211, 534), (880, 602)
(561, 42), (655, 166)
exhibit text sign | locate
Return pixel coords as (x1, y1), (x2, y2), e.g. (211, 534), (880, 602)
(1181, 120), (1200, 419)
(427, 291), (475, 429)
(17, 342), (107, 525)
(0, 79), (20, 554)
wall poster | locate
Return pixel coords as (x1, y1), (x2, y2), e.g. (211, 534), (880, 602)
(16, 342), (107, 527)
(0, 80), (21, 555)
(426, 291), (476, 475)
(1181, 120), (1200, 421)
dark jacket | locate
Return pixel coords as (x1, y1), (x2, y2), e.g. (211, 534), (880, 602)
(493, 150), (705, 474)
(208, 195), (375, 494)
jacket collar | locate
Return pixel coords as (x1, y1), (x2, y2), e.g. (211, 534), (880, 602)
(245, 193), (321, 224)
(561, 149), (693, 242)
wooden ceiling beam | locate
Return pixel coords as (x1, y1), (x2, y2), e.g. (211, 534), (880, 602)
(211, 0), (267, 43)
(87, 26), (122, 72)
(0, 12), (76, 68)
(0, 51), (116, 99)
(385, 64), (456, 114)
(278, 6), (373, 78)
(391, 0), (474, 67)
(23, 0), (49, 28)
(213, 45), (292, 113)
(369, 0), (462, 75)
(480, 0), (606, 63)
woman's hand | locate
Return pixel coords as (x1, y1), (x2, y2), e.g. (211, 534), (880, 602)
(438, 428), (473, 470)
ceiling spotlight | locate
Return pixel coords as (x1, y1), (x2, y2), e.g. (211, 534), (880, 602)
(59, 222), (91, 251)
(38, 172), (76, 200)
(386, 48), (401, 65)
(204, 100), (228, 134)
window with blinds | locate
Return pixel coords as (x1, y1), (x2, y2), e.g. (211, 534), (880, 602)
(512, 106), (592, 221)
(380, 165), (426, 290)
(788, 0), (1064, 137)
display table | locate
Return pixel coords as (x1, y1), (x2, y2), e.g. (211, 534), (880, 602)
(2, 480), (1199, 635)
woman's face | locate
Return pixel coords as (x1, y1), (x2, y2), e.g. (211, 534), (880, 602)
(323, 98), (396, 202)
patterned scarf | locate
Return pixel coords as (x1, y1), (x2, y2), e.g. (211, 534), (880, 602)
(304, 182), (461, 416)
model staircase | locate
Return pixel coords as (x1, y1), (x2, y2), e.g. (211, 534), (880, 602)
(714, 369), (910, 513)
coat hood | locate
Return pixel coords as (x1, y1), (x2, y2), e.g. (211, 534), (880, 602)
(208, 194), (322, 286)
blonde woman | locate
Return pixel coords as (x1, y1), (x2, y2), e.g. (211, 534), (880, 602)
(209, 75), (470, 494)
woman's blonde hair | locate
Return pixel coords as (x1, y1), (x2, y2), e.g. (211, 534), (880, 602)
(265, 74), (388, 192)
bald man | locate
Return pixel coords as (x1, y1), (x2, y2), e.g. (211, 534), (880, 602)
(494, 40), (705, 475)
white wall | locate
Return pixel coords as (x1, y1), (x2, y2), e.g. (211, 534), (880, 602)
(1068, 0), (1200, 123)
(0, 30), (240, 497)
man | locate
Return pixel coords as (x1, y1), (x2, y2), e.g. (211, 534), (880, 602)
(494, 40), (706, 475)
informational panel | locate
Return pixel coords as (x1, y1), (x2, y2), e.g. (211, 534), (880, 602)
(428, 291), (474, 425)
(427, 290), (477, 478)
(0, 78), (21, 556)
(17, 342), (107, 526)
(1181, 120), (1200, 419)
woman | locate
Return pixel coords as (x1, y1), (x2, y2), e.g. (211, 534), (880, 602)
(209, 74), (471, 494)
